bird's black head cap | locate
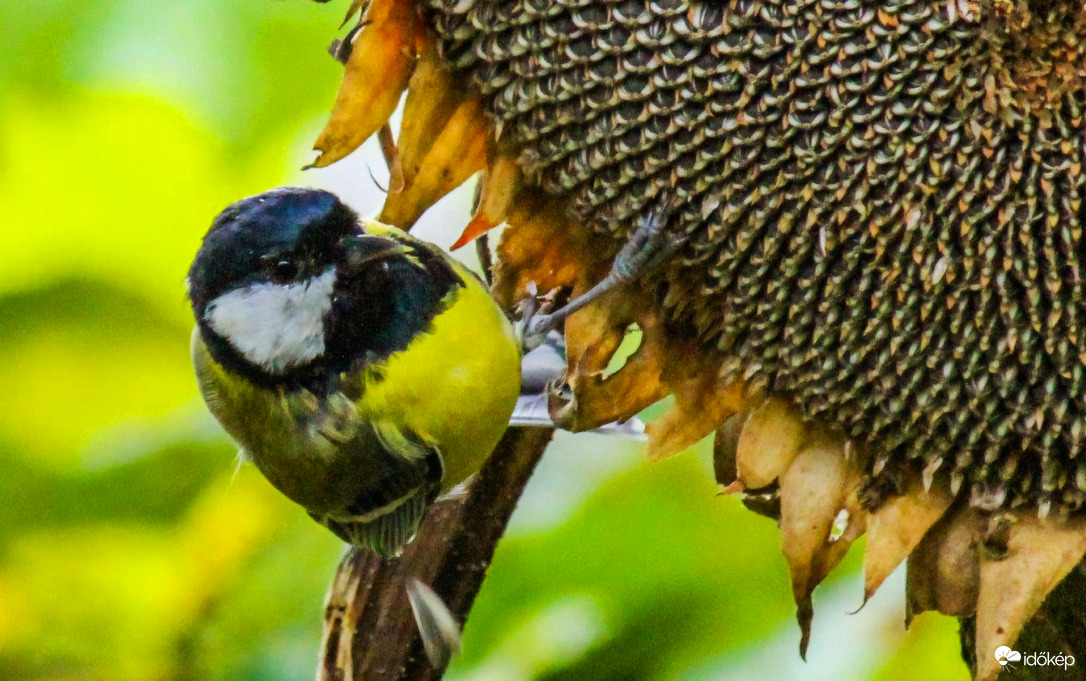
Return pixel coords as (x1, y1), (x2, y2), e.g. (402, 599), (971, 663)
(187, 187), (358, 315)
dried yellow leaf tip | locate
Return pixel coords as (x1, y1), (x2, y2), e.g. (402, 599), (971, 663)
(338, 0), (367, 28)
(864, 482), (953, 601)
(734, 398), (806, 489)
(974, 516), (1086, 681)
(310, 0), (418, 169)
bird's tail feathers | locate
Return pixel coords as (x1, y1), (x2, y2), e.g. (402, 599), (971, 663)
(317, 487), (432, 558)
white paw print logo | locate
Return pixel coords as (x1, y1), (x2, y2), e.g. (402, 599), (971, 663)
(996, 646), (1022, 668)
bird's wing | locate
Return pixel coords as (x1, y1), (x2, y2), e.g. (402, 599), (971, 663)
(313, 420), (444, 557)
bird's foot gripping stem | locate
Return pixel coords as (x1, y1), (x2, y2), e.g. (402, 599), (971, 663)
(519, 192), (686, 351)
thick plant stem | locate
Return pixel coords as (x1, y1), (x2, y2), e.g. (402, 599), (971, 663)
(317, 426), (555, 681)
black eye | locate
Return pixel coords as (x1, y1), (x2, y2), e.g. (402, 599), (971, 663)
(271, 260), (299, 283)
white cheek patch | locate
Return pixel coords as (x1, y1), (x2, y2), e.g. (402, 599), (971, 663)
(206, 268), (338, 374)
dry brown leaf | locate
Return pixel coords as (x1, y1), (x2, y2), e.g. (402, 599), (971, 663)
(364, 33), (495, 229)
(492, 191), (664, 429)
(339, 0), (367, 28)
(780, 440), (849, 602)
(810, 473), (866, 590)
(555, 278), (673, 431)
(452, 151), (522, 249)
(713, 412), (746, 487)
(492, 192), (605, 309)
(311, 0), (418, 168)
(554, 298), (743, 440)
(549, 349), (672, 431)
(553, 311), (673, 432)
(395, 39), (466, 188)
(864, 480), (954, 600)
(905, 504), (982, 623)
(974, 515), (1086, 681)
(646, 373), (745, 461)
(493, 191), (737, 435)
(735, 398), (806, 489)
(379, 95), (488, 228)
(376, 123), (404, 193)
(778, 438), (864, 658)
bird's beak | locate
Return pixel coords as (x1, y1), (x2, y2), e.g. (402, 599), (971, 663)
(343, 236), (410, 268)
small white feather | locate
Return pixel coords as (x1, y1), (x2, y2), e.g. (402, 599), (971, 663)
(206, 268), (337, 373)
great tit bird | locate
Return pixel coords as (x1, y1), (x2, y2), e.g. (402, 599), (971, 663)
(187, 187), (521, 557)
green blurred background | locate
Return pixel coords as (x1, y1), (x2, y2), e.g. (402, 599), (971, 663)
(0, 2), (967, 679)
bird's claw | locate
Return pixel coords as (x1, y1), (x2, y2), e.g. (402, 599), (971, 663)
(517, 282), (559, 351)
(611, 192), (687, 284)
(515, 190), (685, 352)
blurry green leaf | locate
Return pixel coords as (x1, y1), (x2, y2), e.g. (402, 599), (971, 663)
(0, 467), (328, 681)
(872, 613), (968, 681)
(185, 509), (343, 681)
(1, 93), (262, 307)
(0, 527), (188, 681)
(0, 435), (229, 542)
(453, 449), (796, 679)
(0, 0), (342, 150)
(0, 279), (196, 464)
